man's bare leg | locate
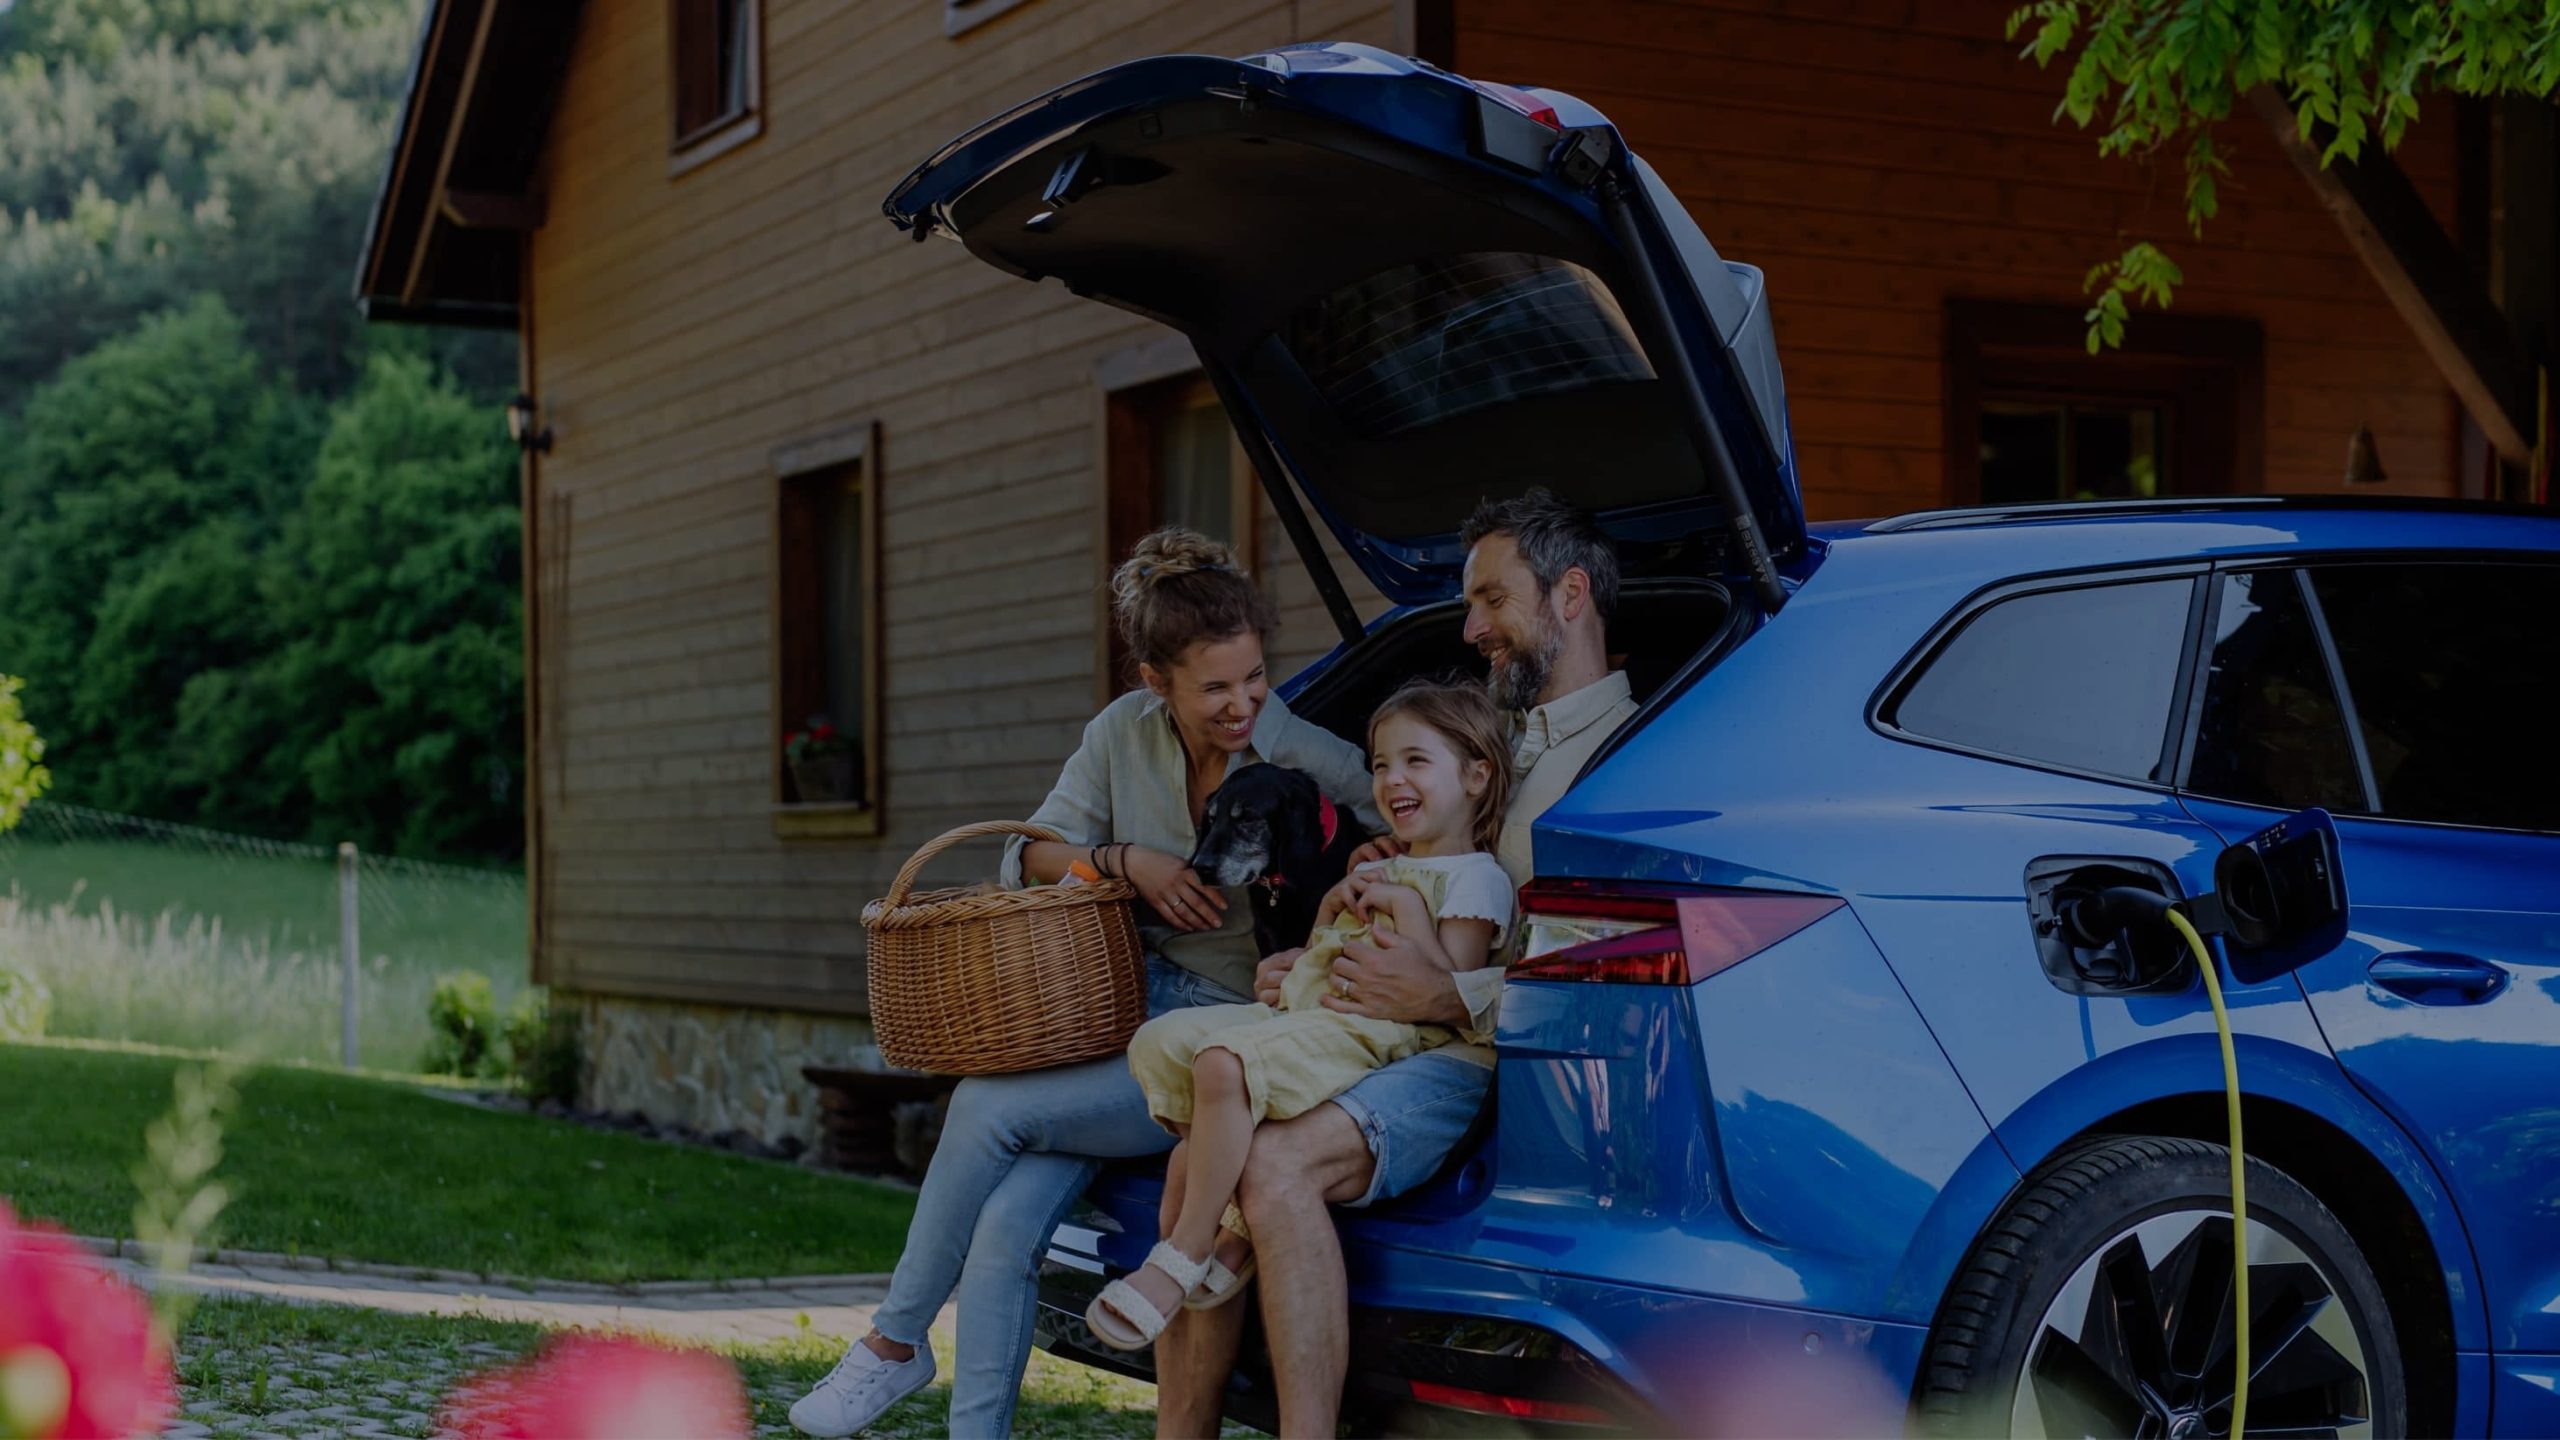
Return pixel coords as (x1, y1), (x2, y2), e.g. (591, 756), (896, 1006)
(1154, 1278), (1248, 1440)
(1156, 1103), (1373, 1439)
(1238, 1103), (1375, 1439)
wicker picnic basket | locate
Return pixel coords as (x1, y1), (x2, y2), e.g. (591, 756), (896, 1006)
(861, 820), (1148, 1075)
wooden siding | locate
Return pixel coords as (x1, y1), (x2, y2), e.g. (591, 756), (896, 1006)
(530, 0), (1397, 1011)
(1454, 0), (2467, 519)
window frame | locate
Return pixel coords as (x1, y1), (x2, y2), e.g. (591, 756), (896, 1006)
(1868, 562), (2215, 793)
(769, 422), (884, 841)
(668, 0), (763, 176)
(2177, 553), (2560, 837)
(1943, 300), (2265, 507)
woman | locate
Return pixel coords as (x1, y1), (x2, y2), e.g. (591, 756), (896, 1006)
(788, 528), (1378, 1439)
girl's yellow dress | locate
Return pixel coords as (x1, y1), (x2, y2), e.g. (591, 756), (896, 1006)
(1126, 852), (1514, 1126)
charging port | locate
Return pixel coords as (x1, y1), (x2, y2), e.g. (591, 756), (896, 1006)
(2024, 857), (2193, 996)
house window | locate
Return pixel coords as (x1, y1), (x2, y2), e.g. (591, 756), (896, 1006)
(773, 425), (881, 839)
(1944, 301), (2263, 507)
(1103, 371), (1257, 687)
(670, 0), (760, 169)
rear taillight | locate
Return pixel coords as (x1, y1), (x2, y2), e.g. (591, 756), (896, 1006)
(1510, 880), (1842, 985)
(1468, 79), (1561, 130)
(1408, 1380), (1616, 1426)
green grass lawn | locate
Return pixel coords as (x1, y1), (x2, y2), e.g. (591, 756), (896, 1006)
(0, 827), (528, 1066)
(1, 1041), (915, 1283)
(175, 1297), (1202, 1439)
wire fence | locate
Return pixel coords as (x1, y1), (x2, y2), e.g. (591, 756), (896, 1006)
(0, 801), (529, 1070)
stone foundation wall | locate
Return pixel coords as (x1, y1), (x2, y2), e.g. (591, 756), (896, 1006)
(575, 991), (882, 1149)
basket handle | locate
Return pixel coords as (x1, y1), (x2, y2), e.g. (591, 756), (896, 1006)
(883, 820), (1065, 908)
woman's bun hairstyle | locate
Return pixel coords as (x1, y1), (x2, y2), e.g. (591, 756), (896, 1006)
(1109, 527), (1278, 677)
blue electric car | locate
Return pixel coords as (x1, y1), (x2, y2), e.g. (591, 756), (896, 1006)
(886, 43), (2560, 1437)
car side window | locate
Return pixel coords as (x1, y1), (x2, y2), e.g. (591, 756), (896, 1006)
(2185, 570), (2366, 813)
(2309, 562), (2560, 832)
(1891, 577), (2195, 783)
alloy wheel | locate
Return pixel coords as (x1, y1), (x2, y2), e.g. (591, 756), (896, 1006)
(2009, 1208), (2374, 1438)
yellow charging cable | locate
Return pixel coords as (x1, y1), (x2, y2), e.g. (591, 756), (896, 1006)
(2166, 906), (2247, 1437)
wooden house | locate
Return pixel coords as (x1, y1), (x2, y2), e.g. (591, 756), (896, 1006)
(357, 0), (2546, 1148)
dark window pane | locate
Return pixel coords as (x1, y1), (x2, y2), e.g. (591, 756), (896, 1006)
(1978, 405), (2061, 505)
(1158, 396), (1234, 547)
(1893, 578), (2194, 782)
(818, 476), (865, 756)
(1977, 400), (2163, 504)
(2187, 571), (2364, 812)
(1286, 253), (1653, 437)
(2312, 564), (2560, 831)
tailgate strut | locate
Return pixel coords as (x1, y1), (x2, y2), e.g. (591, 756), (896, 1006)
(1597, 176), (1787, 614)
(1205, 359), (1365, 649)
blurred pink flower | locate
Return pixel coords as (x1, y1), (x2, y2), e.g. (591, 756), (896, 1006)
(438, 1335), (749, 1440)
(0, 1201), (173, 1440)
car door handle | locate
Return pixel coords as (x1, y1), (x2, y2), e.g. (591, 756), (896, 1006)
(2367, 952), (2509, 1004)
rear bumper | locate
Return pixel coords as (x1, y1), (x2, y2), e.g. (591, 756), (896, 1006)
(1035, 1239), (1927, 1437)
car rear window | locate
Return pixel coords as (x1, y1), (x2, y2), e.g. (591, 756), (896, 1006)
(1283, 252), (1654, 437)
(2309, 562), (2560, 832)
(1891, 578), (2196, 783)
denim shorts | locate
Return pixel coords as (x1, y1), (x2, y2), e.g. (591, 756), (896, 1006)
(1329, 1048), (1491, 1207)
(1143, 954), (1253, 1018)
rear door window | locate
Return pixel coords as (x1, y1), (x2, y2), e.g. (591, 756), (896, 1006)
(1890, 577), (2196, 782)
(2185, 569), (2368, 813)
(2308, 562), (2560, 832)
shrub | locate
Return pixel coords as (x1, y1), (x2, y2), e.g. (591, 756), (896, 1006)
(502, 989), (581, 1105)
(0, 967), (50, 1040)
(422, 969), (499, 1077)
(0, 674), (51, 833)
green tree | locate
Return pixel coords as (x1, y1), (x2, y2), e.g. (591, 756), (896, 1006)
(245, 351), (523, 859)
(0, 295), (309, 813)
(2011, 1), (2560, 347)
(0, 5), (513, 410)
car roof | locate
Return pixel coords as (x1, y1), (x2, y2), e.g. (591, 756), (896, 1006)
(1854, 495), (2558, 534)
(1797, 495), (2560, 590)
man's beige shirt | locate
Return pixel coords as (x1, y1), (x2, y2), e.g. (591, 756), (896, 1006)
(1449, 670), (1639, 1048)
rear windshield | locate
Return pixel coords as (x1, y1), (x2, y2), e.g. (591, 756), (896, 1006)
(1283, 252), (1654, 438)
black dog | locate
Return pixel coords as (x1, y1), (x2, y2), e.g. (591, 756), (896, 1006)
(1187, 764), (1365, 958)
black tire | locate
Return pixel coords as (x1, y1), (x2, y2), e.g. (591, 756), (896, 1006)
(1915, 1135), (2404, 1438)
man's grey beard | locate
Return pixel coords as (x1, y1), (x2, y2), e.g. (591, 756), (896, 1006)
(1486, 613), (1564, 712)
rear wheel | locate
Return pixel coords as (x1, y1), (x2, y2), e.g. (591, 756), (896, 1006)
(1916, 1135), (2402, 1438)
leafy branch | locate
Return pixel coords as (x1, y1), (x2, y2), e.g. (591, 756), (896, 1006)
(2010, 0), (2560, 347)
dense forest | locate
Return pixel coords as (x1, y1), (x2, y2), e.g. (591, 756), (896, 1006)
(0, 0), (524, 861)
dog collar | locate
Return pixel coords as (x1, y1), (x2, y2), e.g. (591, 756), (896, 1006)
(1318, 794), (1339, 851)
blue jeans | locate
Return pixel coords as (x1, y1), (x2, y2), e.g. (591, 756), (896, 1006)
(867, 956), (1246, 1438)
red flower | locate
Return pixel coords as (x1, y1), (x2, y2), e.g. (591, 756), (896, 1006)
(0, 1202), (173, 1440)
(438, 1336), (748, 1440)
(812, 724), (837, 740)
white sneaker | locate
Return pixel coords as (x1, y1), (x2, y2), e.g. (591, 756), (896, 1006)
(788, 1338), (936, 1437)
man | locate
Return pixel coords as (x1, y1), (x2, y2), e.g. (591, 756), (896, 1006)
(1155, 488), (1639, 1439)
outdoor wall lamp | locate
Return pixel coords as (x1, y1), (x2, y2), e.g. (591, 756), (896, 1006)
(507, 393), (554, 455)
(2343, 424), (2387, 485)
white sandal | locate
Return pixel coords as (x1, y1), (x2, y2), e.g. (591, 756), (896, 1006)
(1184, 1203), (1257, 1312)
(1085, 1241), (1210, 1350)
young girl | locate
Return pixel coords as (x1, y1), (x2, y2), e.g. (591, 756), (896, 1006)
(1085, 679), (1516, 1349)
